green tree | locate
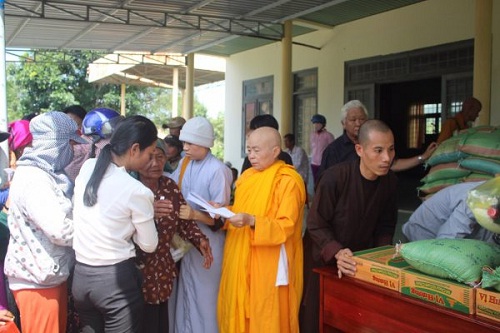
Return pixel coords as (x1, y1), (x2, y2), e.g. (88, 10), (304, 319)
(211, 111), (225, 160)
(7, 50), (109, 117)
(6, 50), (224, 159)
(7, 51), (176, 123)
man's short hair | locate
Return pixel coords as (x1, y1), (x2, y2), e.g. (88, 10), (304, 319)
(284, 133), (295, 143)
(249, 114), (279, 130)
(358, 119), (392, 145)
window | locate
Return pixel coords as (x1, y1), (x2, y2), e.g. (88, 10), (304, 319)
(424, 103), (442, 136)
(241, 76), (273, 156)
(408, 102), (442, 148)
(293, 69), (317, 155)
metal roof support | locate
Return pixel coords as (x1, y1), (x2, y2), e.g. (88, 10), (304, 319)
(6, 1), (284, 40)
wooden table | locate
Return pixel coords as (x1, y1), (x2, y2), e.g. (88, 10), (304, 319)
(315, 267), (500, 333)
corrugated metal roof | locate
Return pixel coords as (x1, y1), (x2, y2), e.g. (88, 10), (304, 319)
(5, 0), (425, 56)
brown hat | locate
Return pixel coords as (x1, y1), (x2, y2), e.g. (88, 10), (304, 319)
(164, 116), (186, 129)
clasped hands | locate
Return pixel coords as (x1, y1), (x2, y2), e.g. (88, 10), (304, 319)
(228, 213), (255, 228)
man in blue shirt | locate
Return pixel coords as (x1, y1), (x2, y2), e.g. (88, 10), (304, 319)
(402, 181), (495, 243)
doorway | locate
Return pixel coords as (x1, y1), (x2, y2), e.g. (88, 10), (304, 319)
(379, 77), (442, 211)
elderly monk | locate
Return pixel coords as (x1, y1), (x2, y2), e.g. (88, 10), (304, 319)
(218, 127), (306, 333)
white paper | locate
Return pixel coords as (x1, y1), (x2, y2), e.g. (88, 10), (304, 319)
(187, 192), (235, 219)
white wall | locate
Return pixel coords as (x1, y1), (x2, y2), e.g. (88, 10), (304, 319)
(491, 0), (500, 126)
(224, 0), (498, 167)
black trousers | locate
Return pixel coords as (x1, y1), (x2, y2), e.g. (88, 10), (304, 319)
(72, 259), (144, 333)
(143, 302), (169, 333)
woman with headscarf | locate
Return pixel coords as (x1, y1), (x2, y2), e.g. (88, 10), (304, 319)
(7, 119), (33, 169)
(4, 111), (87, 333)
(136, 139), (213, 333)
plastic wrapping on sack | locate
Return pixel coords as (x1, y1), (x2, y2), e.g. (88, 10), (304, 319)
(481, 266), (500, 292)
(466, 176), (500, 234)
(459, 126), (500, 160)
(426, 134), (469, 167)
(170, 233), (194, 262)
(396, 239), (500, 287)
(460, 157), (500, 176)
(420, 166), (470, 184)
(420, 127), (500, 196)
(418, 178), (461, 196)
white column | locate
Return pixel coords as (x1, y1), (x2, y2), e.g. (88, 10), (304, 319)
(0, 0), (9, 186)
(185, 53), (194, 119)
(120, 83), (126, 116)
(172, 67), (179, 117)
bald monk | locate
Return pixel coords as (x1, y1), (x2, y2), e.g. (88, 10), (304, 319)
(437, 97), (482, 144)
(217, 127), (306, 333)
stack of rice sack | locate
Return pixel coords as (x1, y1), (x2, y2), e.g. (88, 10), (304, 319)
(419, 126), (500, 199)
(397, 179), (500, 318)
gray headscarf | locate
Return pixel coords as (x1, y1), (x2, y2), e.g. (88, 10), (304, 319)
(17, 111), (87, 197)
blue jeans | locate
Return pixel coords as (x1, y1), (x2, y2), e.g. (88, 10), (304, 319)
(72, 259), (143, 333)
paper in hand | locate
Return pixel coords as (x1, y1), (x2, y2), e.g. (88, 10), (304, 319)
(187, 192), (235, 218)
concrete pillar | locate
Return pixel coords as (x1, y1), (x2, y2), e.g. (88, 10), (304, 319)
(172, 67), (179, 117)
(185, 53), (194, 119)
(120, 83), (126, 116)
(474, 0), (492, 125)
(0, 0), (9, 186)
(280, 20), (293, 135)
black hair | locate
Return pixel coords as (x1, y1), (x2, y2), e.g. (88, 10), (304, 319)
(83, 115), (158, 206)
(284, 133), (295, 143)
(63, 105), (87, 121)
(164, 134), (183, 152)
(22, 112), (39, 121)
(358, 119), (392, 146)
(249, 114), (279, 130)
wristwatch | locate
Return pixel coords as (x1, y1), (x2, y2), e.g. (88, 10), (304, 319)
(417, 155), (424, 163)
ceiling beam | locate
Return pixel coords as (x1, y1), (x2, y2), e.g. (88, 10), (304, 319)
(6, 0), (284, 39)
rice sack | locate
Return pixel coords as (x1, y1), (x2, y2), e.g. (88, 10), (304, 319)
(397, 239), (500, 286)
(482, 266), (500, 292)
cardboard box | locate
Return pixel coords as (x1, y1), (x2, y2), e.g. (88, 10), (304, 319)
(353, 245), (411, 292)
(401, 267), (475, 314)
(476, 288), (500, 323)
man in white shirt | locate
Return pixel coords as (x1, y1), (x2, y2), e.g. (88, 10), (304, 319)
(284, 133), (309, 185)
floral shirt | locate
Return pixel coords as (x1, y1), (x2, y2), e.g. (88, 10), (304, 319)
(135, 175), (208, 304)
